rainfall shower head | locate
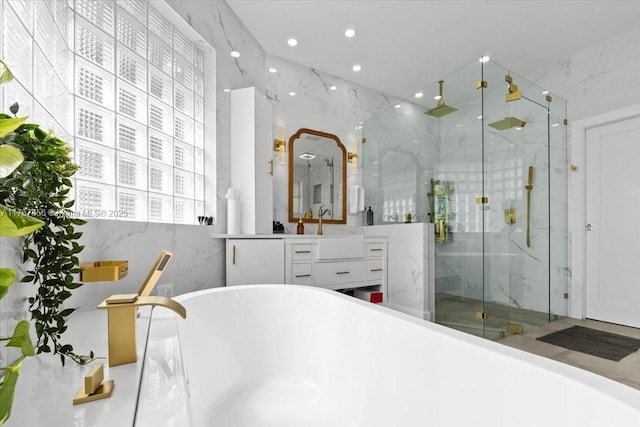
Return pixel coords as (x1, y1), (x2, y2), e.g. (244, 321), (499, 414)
(425, 80), (458, 118)
(488, 116), (526, 130)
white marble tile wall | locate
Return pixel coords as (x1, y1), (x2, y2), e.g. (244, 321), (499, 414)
(361, 99), (440, 225)
(364, 223), (434, 320)
(267, 54), (402, 234)
(525, 25), (640, 123)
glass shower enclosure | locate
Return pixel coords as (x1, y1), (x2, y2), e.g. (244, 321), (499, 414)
(362, 58), (567, 339)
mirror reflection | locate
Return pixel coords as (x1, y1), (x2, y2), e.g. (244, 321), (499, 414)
(288, 128), (346, 224)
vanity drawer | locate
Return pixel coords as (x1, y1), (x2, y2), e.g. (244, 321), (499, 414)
(291, 244), (313, 262)
(315, 260), (364, 286)
(291, 263), (312, 286)
(366, 242), (385, 258)
(366, 259), (384, 282)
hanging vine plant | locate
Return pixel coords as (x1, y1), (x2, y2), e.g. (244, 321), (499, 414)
(0, 98), (93, 367)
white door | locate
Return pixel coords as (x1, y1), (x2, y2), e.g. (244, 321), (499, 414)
(585, 116), (640, 327)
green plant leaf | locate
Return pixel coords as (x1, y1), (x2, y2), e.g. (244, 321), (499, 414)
(0, 60), (14, 85)
(0, 204), (44, 237)
(0, 358), (22, 425)
(0, 268), (16, 288)
(6, 321), (35, 357)
(0, 268), (16, 300)
(0, 145), (24, 178)
(0, 117), (27, 138)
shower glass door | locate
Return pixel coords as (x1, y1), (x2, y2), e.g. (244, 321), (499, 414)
(481, 63), (551, 339)
(362, 57), (568, 340)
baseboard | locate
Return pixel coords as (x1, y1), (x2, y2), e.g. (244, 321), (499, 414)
(386, 302), (432, 321)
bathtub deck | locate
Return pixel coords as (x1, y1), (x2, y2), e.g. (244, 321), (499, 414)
(209, 378), (357, 427)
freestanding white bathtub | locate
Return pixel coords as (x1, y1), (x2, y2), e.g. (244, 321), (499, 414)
(137, 285), (640, 426)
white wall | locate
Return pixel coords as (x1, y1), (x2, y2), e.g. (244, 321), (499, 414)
(525, 24), (640, 318)
(525, 25), (640, 123)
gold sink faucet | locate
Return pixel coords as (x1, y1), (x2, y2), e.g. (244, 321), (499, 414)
(317, 206), (331, 235)
(97, 294), (186, 366)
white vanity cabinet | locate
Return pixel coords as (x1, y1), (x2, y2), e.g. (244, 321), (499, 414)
(223, 236), (388, 301)
(226, 238), (284, 285)
(285, 237), (388, 299)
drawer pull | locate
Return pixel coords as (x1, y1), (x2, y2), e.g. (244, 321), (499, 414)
(336, 271), (350, 275)
(232, 245), (236, 265)
(370, 268), (383, 272)
(295, 250), (311, 254)
(370, 248), (383, 252)
(295, 274), (311, 278)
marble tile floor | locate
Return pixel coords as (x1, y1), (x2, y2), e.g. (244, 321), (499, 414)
(498, 317), (640, 391)
(435, 292), (552, 341)
(435, 293), (640, 390)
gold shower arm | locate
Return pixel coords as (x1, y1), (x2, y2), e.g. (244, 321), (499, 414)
(525, 166), (533, 247)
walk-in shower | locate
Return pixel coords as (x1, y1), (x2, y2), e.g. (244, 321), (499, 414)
(362, 58), (568, 339)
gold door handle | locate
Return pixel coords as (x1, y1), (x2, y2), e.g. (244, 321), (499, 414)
(439, 219), (445, 242)
(336, 271), (350, 275)
(232, 245), (236, 265)
(370, 248), (383, 252)
(295, 250), (311, 254)
(295, 274), (311, 278)
(370, 268), (383, 272)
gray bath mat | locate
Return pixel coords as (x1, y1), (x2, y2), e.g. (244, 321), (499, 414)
(536, 325), (640, 361)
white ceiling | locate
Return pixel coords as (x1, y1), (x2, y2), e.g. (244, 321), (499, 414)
(227, 0), (640, 99)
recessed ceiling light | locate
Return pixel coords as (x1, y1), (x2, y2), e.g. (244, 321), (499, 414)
(479, 56), (490, 63)
(551, 123), (560, 127)
(223, 89), (231, 93)
(289, 91), (296, 96)
(434, 95), (442, 100)
(230, 51), (240, 58)
(268, 67), (277, 73)
(516, 127), (523, 130)
(394, 104), (401, 109)
(329, 85), (337, 91)
(415, 92), (423, 98)
(352, 64), (362, 72)
(345, 28), (356, 38)
(299, 152), (316, 160)
(542, 90), (549, 95)
(287, 38), (298, 47)
(477, 115), (483, 120)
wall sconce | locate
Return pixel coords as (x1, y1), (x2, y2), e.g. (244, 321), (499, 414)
(348, 139), (358, 174)
(274, 125), (286, 164)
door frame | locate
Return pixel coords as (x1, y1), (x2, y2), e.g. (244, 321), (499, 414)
(569, 103), (640, 320)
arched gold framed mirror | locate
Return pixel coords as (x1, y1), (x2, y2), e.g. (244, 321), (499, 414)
(288, 128), (347, 224)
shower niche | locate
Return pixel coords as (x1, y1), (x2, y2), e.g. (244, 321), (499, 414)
(362, 58), (568, 340)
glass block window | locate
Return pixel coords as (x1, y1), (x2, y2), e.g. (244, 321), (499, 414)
(1, 0), (212, 224)
(75, 1), (209, 222)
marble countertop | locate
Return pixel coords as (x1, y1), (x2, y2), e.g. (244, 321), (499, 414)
(212, 233), (388, 240)
(5, 308), (152, 427)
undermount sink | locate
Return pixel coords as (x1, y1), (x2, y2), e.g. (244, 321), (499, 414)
(316, 236), (364, 260)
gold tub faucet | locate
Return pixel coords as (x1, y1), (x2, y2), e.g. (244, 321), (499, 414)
(97, 294), (186, 367)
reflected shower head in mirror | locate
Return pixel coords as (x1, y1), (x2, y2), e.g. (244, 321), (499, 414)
(487, 117), (526, 130)
(425, 80), (458, 117)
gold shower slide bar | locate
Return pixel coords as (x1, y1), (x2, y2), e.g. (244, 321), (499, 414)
(525, 166), (533, 248)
